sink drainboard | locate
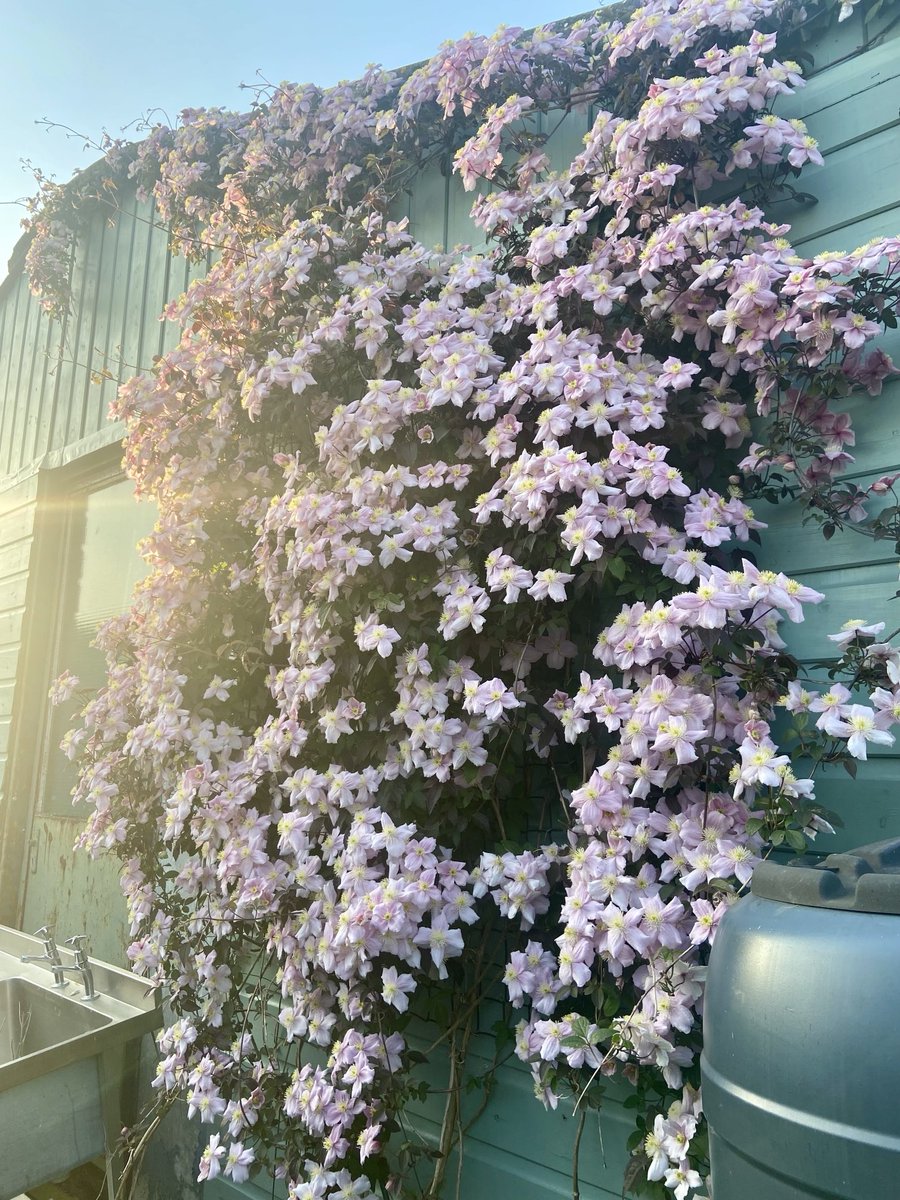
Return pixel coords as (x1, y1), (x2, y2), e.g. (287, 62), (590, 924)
(0, 926), (161, 1200)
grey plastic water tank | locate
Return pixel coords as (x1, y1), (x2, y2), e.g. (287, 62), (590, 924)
(701, 838), (900, 1199)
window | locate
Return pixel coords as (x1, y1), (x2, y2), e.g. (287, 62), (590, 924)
(40, 469), (156, 817)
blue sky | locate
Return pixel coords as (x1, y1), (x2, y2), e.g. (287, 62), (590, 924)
(0, 0), (590, 274)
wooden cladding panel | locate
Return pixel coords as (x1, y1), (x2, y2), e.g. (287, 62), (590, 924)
(756, 21), (900, 860)
(0, 475), (38, 814)
(0, 190), (184, 479)
(779, 37), (900, 152)
(0, 275), (29, 476)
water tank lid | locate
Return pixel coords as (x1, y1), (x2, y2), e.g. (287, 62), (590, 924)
(752, 838), (900, 914)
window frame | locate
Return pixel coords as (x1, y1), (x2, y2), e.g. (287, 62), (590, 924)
(15, 446), (147, 825)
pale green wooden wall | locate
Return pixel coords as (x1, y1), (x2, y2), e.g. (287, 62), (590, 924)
(0, 194), (208, 477)
(0, 193), (206, 780)
(0, 196), (209, 962)
(0, 6), (896, 1198)
(756, 9), (900, 856)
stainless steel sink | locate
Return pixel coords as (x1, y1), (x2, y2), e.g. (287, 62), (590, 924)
(0, 925), (162, 1200)
(0, 977), (110, 1066)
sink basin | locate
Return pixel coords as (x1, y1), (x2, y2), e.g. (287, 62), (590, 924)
(0, 977), (110, 1065)
(0, 925), (162, 1200)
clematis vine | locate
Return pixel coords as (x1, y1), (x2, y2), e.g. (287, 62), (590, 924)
(32, 0), (900, 1196)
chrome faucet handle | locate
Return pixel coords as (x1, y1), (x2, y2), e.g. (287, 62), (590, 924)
(64, 934), (90, 964)
(21, 924), (66, 987)
(62, 935), (96, 1000)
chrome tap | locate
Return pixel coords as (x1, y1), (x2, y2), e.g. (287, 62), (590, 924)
(58, 934), (97, 1000)
(20, 924), (67, 988)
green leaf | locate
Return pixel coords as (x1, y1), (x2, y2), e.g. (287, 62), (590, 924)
(785, 829), (807, 853)
(607, 554), (627, 581)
